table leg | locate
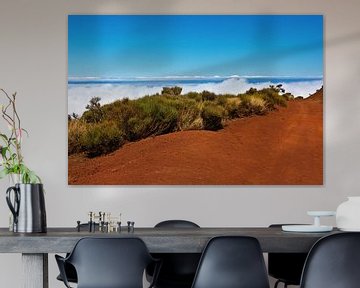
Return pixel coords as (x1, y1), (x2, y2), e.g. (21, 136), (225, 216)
(22, 253), (48, 288)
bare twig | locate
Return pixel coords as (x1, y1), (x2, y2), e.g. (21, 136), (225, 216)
(0, 88), (23, 165)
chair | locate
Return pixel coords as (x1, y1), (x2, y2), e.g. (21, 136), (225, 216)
(268, 224), (308, 288)
(191, 236), (270, 288)
(55, 237), (160, 288)
(300, 232), (360, 288)
(56, 262), (77, 284)
(154, 220), (200, 229)
(147, 220), (201, 288)
(56, 223), (99, 284)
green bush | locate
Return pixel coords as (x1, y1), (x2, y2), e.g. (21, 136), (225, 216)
(246, 87), (258, 95)
(260, 88), (287, 109)
(201, 104), (224, 131)
(248, 97), (267, 115)
(238, 95), (267, 117)
(137, 97), (179, 136)
(68, 84), (291, 157)
(68, 120), (87, 154)
(223, 97), (242, 119)
(201, 90), (216, 101)
(215, 95), (227, 106)
(125, 116), (150, 141)
(80, 121), (124, 157)
(283, 93), (294, 101)
(177, 104), (202, 130)
(161, 86), (182, 96)
(238, 96), (254, 117)
(82, 97), (104, 123)
(185, 91), (202, 101)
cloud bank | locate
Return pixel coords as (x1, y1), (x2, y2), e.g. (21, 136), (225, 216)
(68, 78), (323, 115)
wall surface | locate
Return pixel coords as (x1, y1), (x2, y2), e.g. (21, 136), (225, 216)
(0, 0), (360, 287)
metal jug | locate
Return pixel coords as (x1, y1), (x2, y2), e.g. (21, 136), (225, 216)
(6, 183), (47, 233)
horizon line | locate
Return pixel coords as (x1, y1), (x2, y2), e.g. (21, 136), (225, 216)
(68, 75), (324, 81)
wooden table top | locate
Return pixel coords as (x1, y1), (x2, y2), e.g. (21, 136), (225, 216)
(0, 227), (339, 253)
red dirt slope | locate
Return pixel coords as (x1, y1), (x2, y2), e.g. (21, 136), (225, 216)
(306, 86), (323, 102)
(69, 91), (323, 185)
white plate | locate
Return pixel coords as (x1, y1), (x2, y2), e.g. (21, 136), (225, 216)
(307, 211), (336, 217)
(282, 225), (333, 232)
(338, 227), (360, 232)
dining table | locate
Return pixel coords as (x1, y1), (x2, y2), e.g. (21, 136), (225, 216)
(0, 226), (339, 288)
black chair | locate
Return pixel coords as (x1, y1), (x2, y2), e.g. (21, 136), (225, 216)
(55, 237), (160, 288)
(268, 224), (308, 288)
(147, 220), (201, 288)
(56, 262), (77, 284)
(191, 236), (270, 288)
(300, 232), (360, 288)
(56, 223), (99, 284)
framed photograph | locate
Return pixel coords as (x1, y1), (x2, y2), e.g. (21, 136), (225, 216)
(68, 15), (323, 185)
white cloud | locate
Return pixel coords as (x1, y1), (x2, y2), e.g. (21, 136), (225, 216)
(281, 81), (323, 97)
(181, 78), (323, 97)
(68, 84), (161, 115)
(68, 78), (323, 115)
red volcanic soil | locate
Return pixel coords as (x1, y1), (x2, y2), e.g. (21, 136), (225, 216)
(69, 90), (323, 185)
(306, 87), (323, 102)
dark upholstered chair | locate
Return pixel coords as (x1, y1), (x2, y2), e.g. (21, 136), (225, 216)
(147, 220), (201, 288)
(300, 232), (360, 288)
(56, 223), (99, 284)
(56, 262), (77, 284)
(55, 237), (160, 288)
(154, 220), (200, 229)
(191, 236), (270, 288)
(268, 224), (308, 288)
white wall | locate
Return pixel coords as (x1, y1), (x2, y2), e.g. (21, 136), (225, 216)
(1, 0), (360, 287)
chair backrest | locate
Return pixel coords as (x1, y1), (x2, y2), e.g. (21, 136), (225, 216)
(67, 237), (154, 288)
(151, 220), (201, 286)
(268, 224), (308, 285)
(191, 236), (270, 288)
(155, 220), (200, 228)
(300, 232), (360, 288)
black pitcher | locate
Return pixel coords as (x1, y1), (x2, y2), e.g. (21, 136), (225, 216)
(6, 183), (47, 233)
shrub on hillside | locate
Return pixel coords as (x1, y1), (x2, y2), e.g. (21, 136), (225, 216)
(246, 87), (258, 95)
(283, 93), (294, 101)
(249, 97), (267, 115)
(161, 86), (182, 96)
(224, 97), (241, 119)
(185, 91), (202, 101)
(237, 95), (267, 117)
(260, 88), (287, 109)
(215, 95), (228, 106)
(238, 96), (252, 117)
(201, 103), (224, 131)
(80, 121), (124, 157)
(177, 104), (203, 130)
(201, 90), (216, 101)
(125, 116), (150, 141)
(82, 97), (104, 123)
(137, 96), (179, 136)
(68, 120), (88, 154)
(68, 84), (292, 158)
(101, 99), (145, 141)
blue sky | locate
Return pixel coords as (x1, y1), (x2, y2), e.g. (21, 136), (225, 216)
(68, 15), (323, 78)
